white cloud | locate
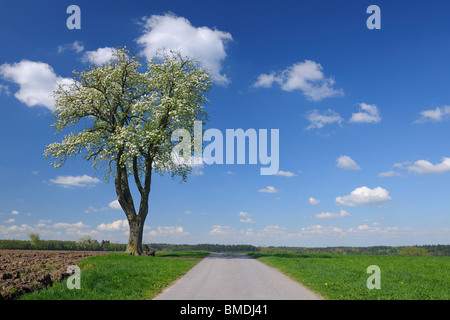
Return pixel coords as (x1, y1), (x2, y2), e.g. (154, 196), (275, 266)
(238, 212), (255, 223)
(0, 84), (10, 96)
(380, 158), (450, 177)
(393, 161), (410, 169)
(349, 103), (381, 123)
(336, 186), (392, 207)
(274, 170), (297, 177)
(0, 60), (73, 110)
(238, 211), (251, 217)
(82, 47), (118, 65)
(336, 155), (361, 170)
(58, 41), (84, 54)
(299, 225), (344, 235)
(377, 170), (401, 178)
(209, 225), (234, 235)
(256, 225), (286, 236)
(84, 206), (108, 214)
(5, 218), (15, 223)
(49, 174), (101, 188)
(52, 221), (89, 229)
(308, 197), (320, 206)
(254, 60), (343, 101)
(257, 186), (279, 193)
(407, 157), (450, 175)
(11, 210), (19, 215)
(415, 106), (450, 123)
(148, 226), (188, 237)
(97, 219), (128, 231)
(108, 200), (122, 210)
(306, 109), (343, 130)
(208, 225), (254, 237)
(136, 14), (233, 85)
(253, 73), (279, 88)
(315, 210), (350, 219)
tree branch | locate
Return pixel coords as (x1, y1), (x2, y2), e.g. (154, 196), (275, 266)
(133, 156), (144, 195)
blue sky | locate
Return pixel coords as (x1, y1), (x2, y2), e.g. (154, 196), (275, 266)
(0, 0), (449, 247)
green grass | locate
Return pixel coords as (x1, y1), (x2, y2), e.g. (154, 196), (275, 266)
(19, 252), (206, 300)
(249, 253), (450, 300)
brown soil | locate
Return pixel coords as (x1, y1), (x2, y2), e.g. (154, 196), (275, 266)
(0, 249), (111, 300)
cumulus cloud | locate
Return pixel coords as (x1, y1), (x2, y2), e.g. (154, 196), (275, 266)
(299, 225), (344, 235)
(208, 225), (254, 237)
(238, 212), (251, 217)
(253, 73), (279, 88)
(0, 84), (10, 96)
(315, 210), (350, 219)
(136, 13), (233, 85)
(108, 200), (122, 210)
(52, 221), (89, 229)
(253, 60), (343, 101)
(407, 157), (450, 175)
(238, 212), (255, 223)
(256, 225), (286, 236)
(377, 170), (401, 178)
(209, 225), (235, 235)
(57, 41), (84, 54)
(336, 155), (361, 170)
(306, 109), (343, 130)
(385, 157), (450, 176)
(274, 170), (297, 177)
(349, 103), (381, 123)
(308, 197), (320, 206)
(148, 226), (188, 237)
(82, 47), (118, 65)
(49, 174), (101, 188)
(415, 106), (450, 123)
(0, 60), (73, 110)
(97, 219), (128, 231)
(336, 186), (392, 207)
(257, 186), (279, 193)
(0, 220), (101, 240)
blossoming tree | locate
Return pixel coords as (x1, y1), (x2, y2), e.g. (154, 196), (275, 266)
(45, 48), (212, 255)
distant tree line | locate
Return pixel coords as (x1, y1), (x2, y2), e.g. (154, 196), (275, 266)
(1, 237), (449, 256)
(147, 243), (259, 253)
(0, 237), (126, 251)
(258, 244), (450, 257)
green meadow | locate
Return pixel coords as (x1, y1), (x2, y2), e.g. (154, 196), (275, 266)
(18, 250), (449, 300)
(19, 251), (209, 300)
(249, 252), (450, 300)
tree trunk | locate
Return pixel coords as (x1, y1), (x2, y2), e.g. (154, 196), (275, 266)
(126, 217), (145, 256)
(115, 149), (152, 256)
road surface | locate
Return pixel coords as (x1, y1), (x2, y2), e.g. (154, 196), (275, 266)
(153, 253), (324, 300)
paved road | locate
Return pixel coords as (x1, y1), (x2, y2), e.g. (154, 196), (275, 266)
(153, 253), (324, 300)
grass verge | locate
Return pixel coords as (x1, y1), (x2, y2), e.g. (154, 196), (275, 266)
(19, 251), (208, 300)
(248, 252), (450, 300)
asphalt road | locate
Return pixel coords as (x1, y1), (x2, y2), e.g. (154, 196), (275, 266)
(153, 253), (324, 300)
